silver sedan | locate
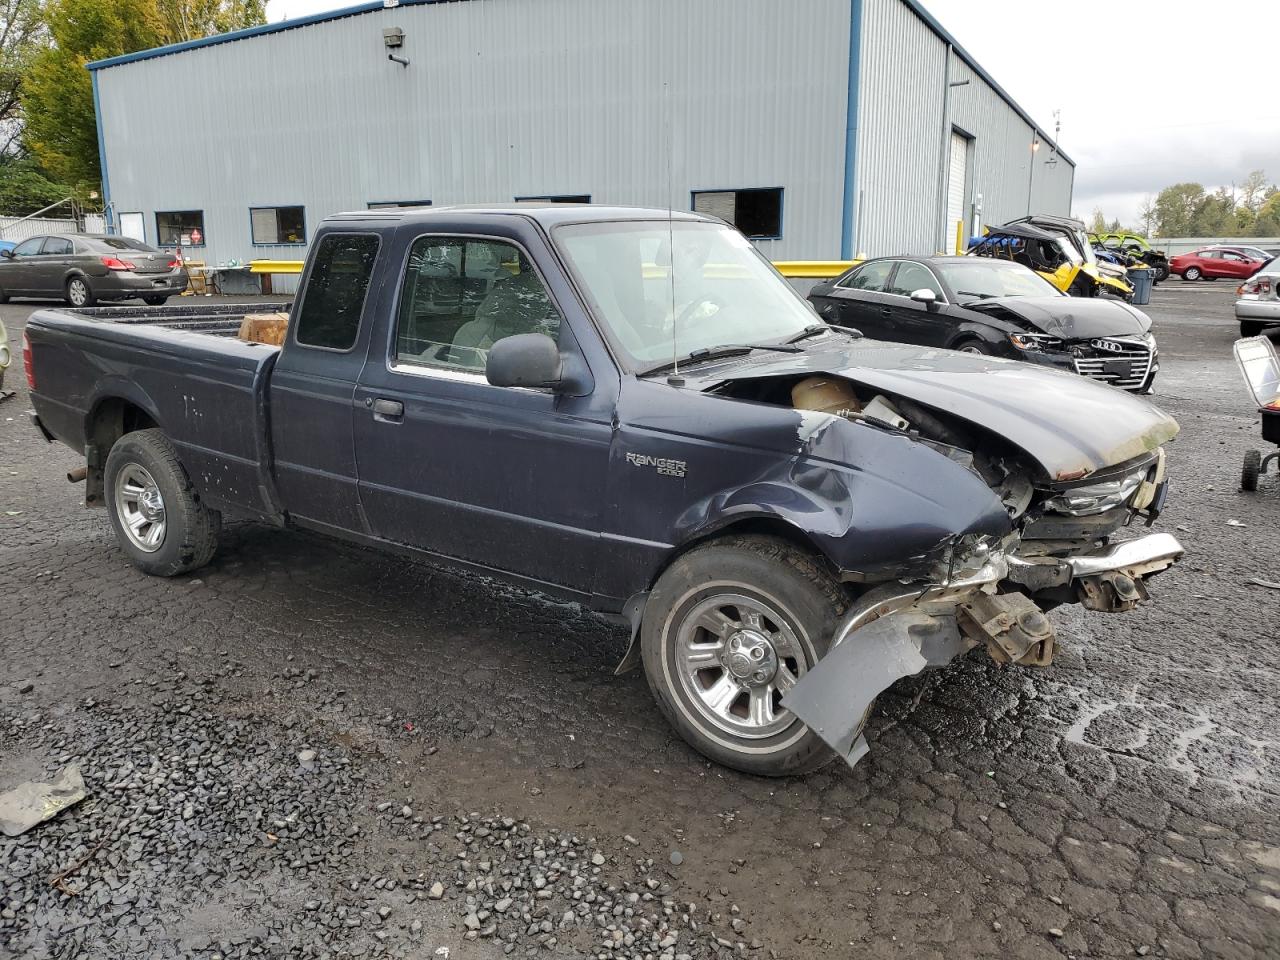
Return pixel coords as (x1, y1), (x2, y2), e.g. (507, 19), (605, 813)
(0, 233), (188, 307)
(1237, 265), (1280, 337)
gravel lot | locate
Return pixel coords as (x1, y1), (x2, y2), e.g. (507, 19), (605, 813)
(1, 281), (1278, 960)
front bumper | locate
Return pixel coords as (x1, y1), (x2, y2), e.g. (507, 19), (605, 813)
(781, 532), (1184, 767)
(1017, 340), (1158, 393)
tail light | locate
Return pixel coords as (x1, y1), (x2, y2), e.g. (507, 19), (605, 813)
(167, 258), (180, 268)
(1239, 278), (1272, 296)
(100, 255), (136, 271)
(22, 331), (35, 390)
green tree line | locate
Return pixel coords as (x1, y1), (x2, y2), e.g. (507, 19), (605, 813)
(1091, 170), (1280, 239)
(0, 0), (263, 215)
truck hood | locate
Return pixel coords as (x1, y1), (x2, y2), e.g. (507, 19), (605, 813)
(709, 338), (1179, 482)
(965, 296), (1151, 340)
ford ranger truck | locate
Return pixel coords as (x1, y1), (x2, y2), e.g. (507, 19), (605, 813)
(24, 205), (1183, 776)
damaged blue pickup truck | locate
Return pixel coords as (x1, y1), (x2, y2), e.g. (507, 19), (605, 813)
(24, 205), (1183, 776)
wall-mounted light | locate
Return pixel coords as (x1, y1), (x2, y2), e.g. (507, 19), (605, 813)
(384, 26), (408, 66)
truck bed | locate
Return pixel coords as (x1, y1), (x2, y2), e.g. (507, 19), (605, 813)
(26, 302), (295, 521)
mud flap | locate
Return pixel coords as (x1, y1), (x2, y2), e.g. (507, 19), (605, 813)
(780, 610), (968, 769)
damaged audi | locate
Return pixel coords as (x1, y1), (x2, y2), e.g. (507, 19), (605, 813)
(26, 205), (1182, 778)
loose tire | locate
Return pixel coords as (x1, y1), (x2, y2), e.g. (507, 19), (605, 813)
(66, 276), (96, 307)
(105, 428), (220, 576)
(1182, 267), (1201, 281)
(1240, 321), (1265, 337)
(1242, 449), (1262, 492)
(143, 295), (169, 306)
(640, 536), (847, 777)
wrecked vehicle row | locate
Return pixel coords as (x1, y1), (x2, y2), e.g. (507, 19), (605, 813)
(24, 204), (1183, 776)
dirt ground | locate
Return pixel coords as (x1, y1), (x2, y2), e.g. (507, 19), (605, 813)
(1, 281), (1278, 959)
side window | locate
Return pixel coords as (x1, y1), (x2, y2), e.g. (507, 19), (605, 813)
(42, 237), (73, 255)
(394, 236), (561, 374)
(1199, 250), (1220, 259)
(294, 234), (381, 351)
(838, 260), (894, 292)
(12, 237), (44, 257)
(888, 262), (943, 298)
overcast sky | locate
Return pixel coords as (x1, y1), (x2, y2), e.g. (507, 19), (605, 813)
(263, 0), (1279, 226)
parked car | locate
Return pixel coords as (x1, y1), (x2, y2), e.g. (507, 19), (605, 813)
(1207, 244), (1275, 263)
(1237, 265), (1280, 337)
(1170, 247), (1264, 281)
(0, 233), (188, 306)
(808, 256), (1159, 392)
(23, 205), (1184, 777)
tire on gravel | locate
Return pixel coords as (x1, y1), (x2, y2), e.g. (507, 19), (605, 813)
(105, 428), (220, 576)
(640, 535), (848, 777)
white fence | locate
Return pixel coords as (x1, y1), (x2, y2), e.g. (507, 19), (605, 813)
(1151, 236), (1280, 257)
(0, 214), (83, 241)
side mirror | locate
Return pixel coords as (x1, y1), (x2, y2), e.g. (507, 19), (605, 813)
(485, 333), (563, 389)
(0, 249), (13, 259)
(910, 288), (938, 306)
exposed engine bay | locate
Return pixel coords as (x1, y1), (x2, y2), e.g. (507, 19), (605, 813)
(710, 372), (1182, 768)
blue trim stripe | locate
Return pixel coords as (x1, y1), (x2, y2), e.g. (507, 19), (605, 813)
(902, 0), (1072, 166)
(91, 70), (112, 231)
(840, 0), (862, 260)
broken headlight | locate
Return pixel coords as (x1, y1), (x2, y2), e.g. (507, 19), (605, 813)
(1008, 332), (1065, 352)
(1044, 468), (1146, 516)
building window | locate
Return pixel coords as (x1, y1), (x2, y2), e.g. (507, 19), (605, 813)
(156, 210), (205, 246)
(250, 205), (306, 245)
(294, 234), (381, 351)
(368, 200), (432, 210)
(515, 195), (591, 204)
(691, 188), (783, 239)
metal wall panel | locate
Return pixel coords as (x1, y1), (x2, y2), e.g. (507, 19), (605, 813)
(854, 0), (1076, 257)
(95, 0), (853, 275)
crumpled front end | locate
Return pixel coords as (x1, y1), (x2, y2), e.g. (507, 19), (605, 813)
(781, 530), (1184, 767)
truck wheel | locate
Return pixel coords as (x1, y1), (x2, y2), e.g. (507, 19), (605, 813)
(1242, 449), (1262, 492)
(641, 536), (847, 777)
(105, 428), (220, 576)
(66, 276), (96, 307)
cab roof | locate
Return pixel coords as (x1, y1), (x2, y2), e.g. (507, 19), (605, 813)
(324, 204), (712, 229)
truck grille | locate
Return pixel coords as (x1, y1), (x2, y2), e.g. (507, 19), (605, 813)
(1073, 339), (1153, 391)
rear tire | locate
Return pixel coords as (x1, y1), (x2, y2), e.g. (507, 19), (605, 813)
(66, 276), (96, 307)
(640, 535), (847, 777)
(1242, 449), (1262, 492)
(1153, 263), (1170, 282)
(1240, 321), (1265, 337)
(1182, 267), (1201, 281)
(105, 428), (220, 576)
(143, 296), (169, 306)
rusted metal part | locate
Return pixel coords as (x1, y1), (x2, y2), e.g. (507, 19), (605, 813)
(66, 465), (88, 483)
(1076, 571), (1149, 612)
(958, 592), (1056, 667)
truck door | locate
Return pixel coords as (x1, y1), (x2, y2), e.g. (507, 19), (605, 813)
(353, 224), (612, 595)
(269, 232), (382, 532)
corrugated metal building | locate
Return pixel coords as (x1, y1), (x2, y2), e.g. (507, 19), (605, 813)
(89, 0), (1074, 286)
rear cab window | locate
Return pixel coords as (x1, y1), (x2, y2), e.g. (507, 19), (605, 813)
(293, 234), (382, 351)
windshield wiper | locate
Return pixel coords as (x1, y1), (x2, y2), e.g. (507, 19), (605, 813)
(638, 341), (803, 378)
(785, 323), (829, 344)
(956, 290), (996, 300)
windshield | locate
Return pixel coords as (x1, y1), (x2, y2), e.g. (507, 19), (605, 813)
(95, 237), (158, 252)
(554, 220), (817, 369)
(936, 260), (1063, 301)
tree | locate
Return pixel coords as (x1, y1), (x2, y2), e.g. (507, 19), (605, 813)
(1193, 187), (1237, 236)
(0, 154), (72, 214)
(1138, 195), (1157, 236)
(0, 0), (44, 155)
(21, 0), (264, 192)
(1239, 169), (1270, 215)
(1152, 183), (1205, 237)
(1088, 207), (1106, 234)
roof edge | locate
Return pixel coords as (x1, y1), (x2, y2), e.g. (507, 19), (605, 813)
(902, 0), (1074, 168)
(87, 0), (426, 70)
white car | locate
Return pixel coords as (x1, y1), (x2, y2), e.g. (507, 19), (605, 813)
(1237, 268), (1280, 337)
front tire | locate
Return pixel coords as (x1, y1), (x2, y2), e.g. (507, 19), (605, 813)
(105, 428), (220, 576)
(954, 338), (991, 355)
(66, 276), (96, 307)
(1182, 267), (1201, 281)
(640, 536), (847, 777)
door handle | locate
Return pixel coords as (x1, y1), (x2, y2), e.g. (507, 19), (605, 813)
(371, 398), (404, 422)
(879, 307), (892, 316)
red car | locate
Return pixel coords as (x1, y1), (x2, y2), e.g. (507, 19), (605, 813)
(1171, 247), (1264, 281)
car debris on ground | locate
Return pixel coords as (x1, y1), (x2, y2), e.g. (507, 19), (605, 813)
(0, 765), (86, 838)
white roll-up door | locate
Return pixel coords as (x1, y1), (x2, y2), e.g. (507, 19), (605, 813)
(946, 133), (969, 254)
